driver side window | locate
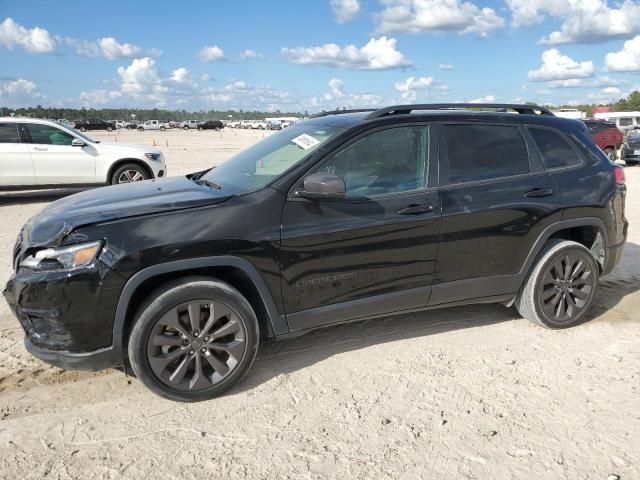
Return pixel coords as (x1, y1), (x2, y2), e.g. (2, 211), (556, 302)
(25, 124), (74, 146)
(318, 125), (429, 198)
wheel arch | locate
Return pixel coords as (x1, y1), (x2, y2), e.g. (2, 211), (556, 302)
(107, 158), (154, 184)
(509, 217), (609, 298)
(112, 256), (288, 360)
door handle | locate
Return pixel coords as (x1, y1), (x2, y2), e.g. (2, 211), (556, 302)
(524, 188), (553, 198)
(33, 147), (48, 151)
(398, 204), (434, 215)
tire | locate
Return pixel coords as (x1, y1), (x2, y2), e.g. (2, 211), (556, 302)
(79, 126), (87, 132)
(138, 127), (144, 132)
(107, 126), (113, 132)
(625, 160), (639, 166)
(111, 163), (150, 184)
(160, 126), (165, 131)
(516, 239), (599, 329)
(183, 126), (189, 130)
(128, 277), (260, 402)
(604, 147), (616, 162)
(198, 126), (203, 131)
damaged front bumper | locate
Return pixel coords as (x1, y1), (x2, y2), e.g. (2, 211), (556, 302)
(3, 260), (123, 371)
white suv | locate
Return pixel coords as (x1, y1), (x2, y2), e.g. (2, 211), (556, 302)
(0, 118), (167, 188)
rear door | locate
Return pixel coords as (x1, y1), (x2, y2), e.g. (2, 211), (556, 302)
(21, 123), (96, 185)
(0, 122), (35, 186)
(280, 124), (441, 331)
(431, 122), (561, 305)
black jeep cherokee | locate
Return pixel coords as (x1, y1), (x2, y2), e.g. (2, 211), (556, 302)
(4, 103), (628, 402)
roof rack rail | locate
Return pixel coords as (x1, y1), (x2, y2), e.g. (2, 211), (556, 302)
(365, 103), (554, 120)
(311, 108), (377, 118)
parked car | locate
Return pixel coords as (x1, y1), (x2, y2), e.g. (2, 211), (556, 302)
(620, 131), (640, 165)
(267, 121), (282, 130)
(227, 120), (241, 128)
(3, 103), (627, 402)
(137, 120), (168, 132)
(124, 121), (139, 130)
(240, 120), (253, 129)
(583, 119), (623, 162)
(181, 120), (199, 130)
(197, 120), (224, 131)
(73, 118), (116, 132)
(250, 120), (267, 130)
(0, 118), (166, 188)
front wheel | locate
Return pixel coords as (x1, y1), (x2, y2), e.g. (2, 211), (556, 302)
(138, 127), (144, 132)
(79, 126), (87, 132)
(128, 278), (260, 402)
(160, 126), (166, 131)
(183, 126), (189, 130)
(107, 126), (113, 132)
(516, 239), (599, 329)
(111, 163), (150, 184)
(198, 126), (203, 131)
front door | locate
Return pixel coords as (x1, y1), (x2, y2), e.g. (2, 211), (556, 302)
(20, 123), (96, 185)
(280, 124), (442, 332)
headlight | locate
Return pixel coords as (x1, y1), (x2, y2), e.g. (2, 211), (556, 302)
(21, 241), (102, 271)
(145, 153), (161, 161)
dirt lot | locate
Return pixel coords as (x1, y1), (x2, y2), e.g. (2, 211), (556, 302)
(0, 128), (638, 479)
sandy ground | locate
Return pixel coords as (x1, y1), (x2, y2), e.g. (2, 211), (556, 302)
(0, 128), (638, 479)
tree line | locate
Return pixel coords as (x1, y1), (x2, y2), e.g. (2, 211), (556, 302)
(0, 106), (309, 122)
(4, 91), (640, 120)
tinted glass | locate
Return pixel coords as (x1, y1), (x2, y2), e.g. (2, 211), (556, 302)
(442, 124), (529, 184)
(619, 117), (633, 126)
(0, 123), (20, 143)
(26, 124), (74, 145)
(529, 127), (582, 169)
(318, 126), (429, 197)
(584, 122), (598, 134)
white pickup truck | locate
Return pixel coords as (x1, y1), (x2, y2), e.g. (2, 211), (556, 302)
(137, 120), (168, 132)
(181, 120), (200, 130)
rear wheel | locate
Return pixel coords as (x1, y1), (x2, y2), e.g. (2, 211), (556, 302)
(517, 239), (599, 329)
(183, 125), (189, 130)
(137, 127), (144, 132)
(198, 126), (203, 131)
(111, 163), (149, 184)
(128, 278), (259, 402)
(160, 126), (166, 131)
(79, 126), (87, 132)
(604, 147), (616, 162)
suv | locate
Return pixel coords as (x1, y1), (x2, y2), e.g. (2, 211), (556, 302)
(197, 120), (224, 131)
(621, 130), (640, 165)
(582, 119), (623, 161)
(73, 118), (116, 132)
(137, 120), (168, 132)
(3, 104), (628, 402)
(181, 120), (199, 130)
(0, 118), (167, 187)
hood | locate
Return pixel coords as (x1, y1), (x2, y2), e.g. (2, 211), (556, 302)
(22, 176), (232, 247)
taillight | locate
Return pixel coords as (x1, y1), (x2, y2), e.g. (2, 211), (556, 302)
(613, 165), (625, 185)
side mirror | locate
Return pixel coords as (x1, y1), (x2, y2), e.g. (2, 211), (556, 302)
(298, 172), (346, 201)
(71, 138), (86, 147)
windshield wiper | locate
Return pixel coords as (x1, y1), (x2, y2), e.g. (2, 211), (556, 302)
(194, 178), (222, 190)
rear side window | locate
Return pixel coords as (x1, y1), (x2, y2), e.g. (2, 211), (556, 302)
(0, 123), (20, 143)
(528, 127), (582, 170)
(619, 117), (633, 127)
(442, 124), (529, 184)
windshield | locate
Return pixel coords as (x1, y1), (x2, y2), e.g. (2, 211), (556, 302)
(200, 123), (344, 194)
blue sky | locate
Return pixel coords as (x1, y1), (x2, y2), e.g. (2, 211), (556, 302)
(2, 0), (640, 112)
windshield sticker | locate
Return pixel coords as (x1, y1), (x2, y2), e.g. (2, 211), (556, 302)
(291, 133), (321, 150)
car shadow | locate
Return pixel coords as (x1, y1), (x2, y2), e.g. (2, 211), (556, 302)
(0, 188), (89, 206)
(236, 241), (640, 394)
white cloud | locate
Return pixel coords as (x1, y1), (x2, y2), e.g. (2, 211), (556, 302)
(375, 0), (504, 38)
(527, 49), (594, 82)
(0, 18), (55, 53)
(438, 63), (454, 70)
(79, 89), (123, 106)
(605, 36), (640, 72)
(326, 78), (345, 99)
(394, 76), (435, 101)
(506, 0), (640, 45)
(331, 0), (361, 23)
(117, 57), (167, 96)
(239, 49), (261, 60)
(0, 78), (43, 106)
(282, 36), (411, 70)
(603, 86), (621, 96)
(200, 73), (210, 81)
(315, 78), (383, 109)
(65, 36), (160, 60)
(470, 94), (496, 102)
(199, 45), (225, 63)
(547, 76), (623, 88)
(170, 67), (189, 83)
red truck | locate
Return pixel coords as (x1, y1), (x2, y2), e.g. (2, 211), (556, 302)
(582, 119), (623, 162)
